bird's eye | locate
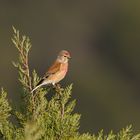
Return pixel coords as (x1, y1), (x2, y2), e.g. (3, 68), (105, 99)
(64, 55), (67, 57)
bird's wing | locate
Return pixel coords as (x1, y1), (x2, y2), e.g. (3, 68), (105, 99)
(36, 61), (61, 87)
(44, 61), (61, 78)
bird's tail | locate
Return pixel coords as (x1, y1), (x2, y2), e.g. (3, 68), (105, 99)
(31, 83), (45, 93)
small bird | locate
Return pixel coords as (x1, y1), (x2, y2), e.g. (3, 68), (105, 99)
(31, 50), (71, 93)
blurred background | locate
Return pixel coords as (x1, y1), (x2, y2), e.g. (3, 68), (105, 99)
(0, 0), (140, 134)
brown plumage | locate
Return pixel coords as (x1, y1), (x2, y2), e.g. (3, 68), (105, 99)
(31, 50), (71, 93)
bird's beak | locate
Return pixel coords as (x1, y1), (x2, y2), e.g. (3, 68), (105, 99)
(68, 56), (71, 59)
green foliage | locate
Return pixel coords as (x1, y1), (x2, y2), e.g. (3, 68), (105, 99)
(0, 88), (14, 140)
(0, 28), (140, 139)
(71, 126), (140, 140)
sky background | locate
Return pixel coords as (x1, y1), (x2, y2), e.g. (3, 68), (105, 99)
(0, 0), (140, 134)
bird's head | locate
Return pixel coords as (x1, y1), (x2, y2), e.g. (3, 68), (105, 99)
(57, 50), (71, 63)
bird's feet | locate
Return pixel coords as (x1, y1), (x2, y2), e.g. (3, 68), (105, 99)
(53, 84), (64, 93)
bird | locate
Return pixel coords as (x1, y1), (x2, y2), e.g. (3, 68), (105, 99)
(31, 50), (71, 93)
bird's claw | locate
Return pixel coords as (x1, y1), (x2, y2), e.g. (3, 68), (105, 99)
(53, 84), (64, 93)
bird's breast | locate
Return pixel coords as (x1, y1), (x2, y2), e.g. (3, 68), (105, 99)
(61, 63), (68, 73)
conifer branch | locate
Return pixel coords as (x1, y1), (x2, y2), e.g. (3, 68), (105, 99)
(12, 27), (32, 92)
(0, 27), (140, 140)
